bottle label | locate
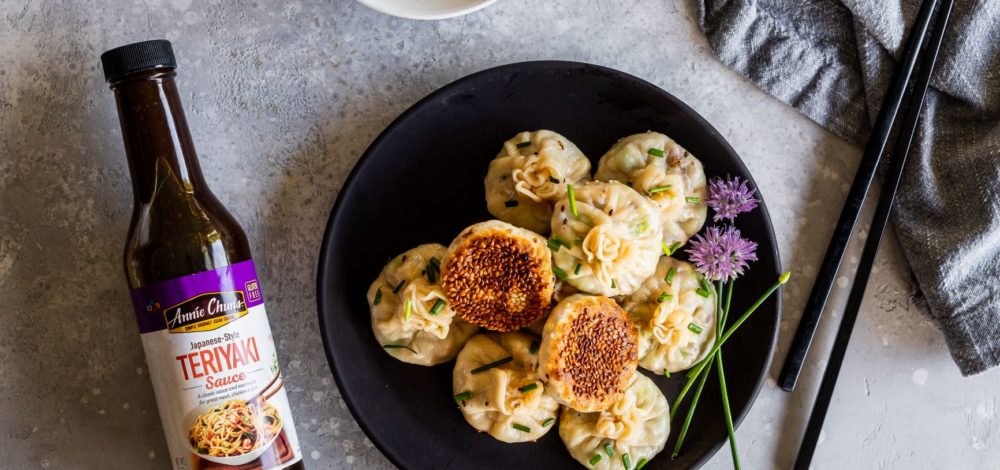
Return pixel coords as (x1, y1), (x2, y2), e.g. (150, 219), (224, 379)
(130, 260), (302, 469)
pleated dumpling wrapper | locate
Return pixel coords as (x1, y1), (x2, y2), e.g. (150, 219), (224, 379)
(453, 333), (560, 443)
(620, 257), (717, 374)
(538, 294), (639, 412)
(560, 373), (670, 470)
(595, 132), (707, 248)
(485, 130), (592, 234)
(550, 181), (662, 296)
(440, 220), (555, 332)
(367, 244), (479, 366)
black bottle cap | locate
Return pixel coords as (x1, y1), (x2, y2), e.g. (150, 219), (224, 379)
(100, 39), (176, 83)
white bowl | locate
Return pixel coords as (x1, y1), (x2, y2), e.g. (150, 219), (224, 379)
(183, 402), (283, 466)
(356, 0), (497, 20)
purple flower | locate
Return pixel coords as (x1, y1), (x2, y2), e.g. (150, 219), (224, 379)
(686, 226), (758, 282)
(706, 175), (758, 222)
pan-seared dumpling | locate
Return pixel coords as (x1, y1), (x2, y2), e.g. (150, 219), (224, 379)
(620, 257), (717, 374)
(560, 373), (670, 470)
(453, 333), (560, 443)
(485, 130), (592, 234)
(550, 181), (662, 296)
(595, 132), (707, 248)
(368, 244), (479, 366)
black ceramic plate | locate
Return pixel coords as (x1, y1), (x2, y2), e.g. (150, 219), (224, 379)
(317, 61), (781, 470)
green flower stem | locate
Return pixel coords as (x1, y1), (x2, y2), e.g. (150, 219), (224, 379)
(716, 280), (740, 469)
(671, 354), (714, 459)
(670, 273), (789, 421)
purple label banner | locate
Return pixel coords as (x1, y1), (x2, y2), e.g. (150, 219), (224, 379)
(130, 260), (265, 334)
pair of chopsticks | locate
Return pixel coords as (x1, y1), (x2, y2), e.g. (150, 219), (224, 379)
(777, 0), (955, 468)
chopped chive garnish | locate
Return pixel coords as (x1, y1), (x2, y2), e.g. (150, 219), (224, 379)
(611, 279), (617, 289)
(373, 288), (382, 305)
(429, 257), (441, 270)
(404, 299), (412, 321)
(662, 242), (670, 256)
(622, 453), (631, 469)
(668, 241), (682, 255)
(589, 454), (603, 466)
(553, 266), (568, 281)
(504, 199), (519, 208)
(567, 184), (579, 217)
(664, 369), (670, 378)
(518, 383), (539, 393)
(547, 236), (570, 252)
(471, 356), (513, 374)
(529, 340), (540, 354)
(665, 266), (677, 284)
(574, 263), (582, 275)
(657, 292), (671, 303)
(454, 391), (472, 402)
(426, 264), (437, 283)
(517, 141), (532, 149)
(392, 280), (405, 294)
(636, 458), (648, 469)
(648, 185), (671, 194)
(603, 442), (615, 457)
(647, 147), (665, 158)
(696, 288), (711, 298)
(383, 344), (417, 354)
(542, 418), (555, 427)
(512, 423), (531, 433)
(688, 322), (704, 334)
(549, 176), (560, 184)
(685, 196), (701, 204)
(430, 299), (446, 315)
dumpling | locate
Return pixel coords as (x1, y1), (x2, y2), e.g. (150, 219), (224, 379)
(620, 257), (717, 374)
(538, 295), (639, 412)
(485, 130), (592, 234)
(595, 132), (707, 248)
(550, 181), (662, 296)
(559, 373), (670, 470)
(440, 220), (555, 332)
(453, 333), (560, 443)
(367, 244), (479, 366)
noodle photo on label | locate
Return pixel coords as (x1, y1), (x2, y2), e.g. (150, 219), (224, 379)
(189, 399), (283, 457)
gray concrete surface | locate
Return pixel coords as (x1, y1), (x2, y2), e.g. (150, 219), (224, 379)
(0, 0), (995, 468)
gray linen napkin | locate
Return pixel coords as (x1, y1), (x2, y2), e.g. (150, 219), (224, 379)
(697, 0), (1000, 376)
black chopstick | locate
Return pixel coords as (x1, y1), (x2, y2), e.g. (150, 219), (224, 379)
(793, 1), (954, 469)
(777, 0), (943, 392)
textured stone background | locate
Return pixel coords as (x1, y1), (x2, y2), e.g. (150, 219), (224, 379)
(0, 0), (996, 469)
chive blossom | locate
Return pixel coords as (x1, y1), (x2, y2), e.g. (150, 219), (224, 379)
(553, 266), (568, 281)
(518, 383), (539, 393)
(512, 423), (531, 433)
(471, 356), (513, 374)
(647, 147), (665, 158)
(542, 418), (555, 427)
(517, 141), (531, 148)
(373, 288), (382, 305)
(603, 442), (615, 457)
(568, 184), (579, 217)
(382, 344), (417, 354)
(688, 322), (704, 334)
(665, 266), (677, 284)
(454, 391), (472, 402)
(430, 299), (446, 315)
(648, 185), (671, 194)
(504, 199), (519, 208)
(589, 454), (603, 466)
